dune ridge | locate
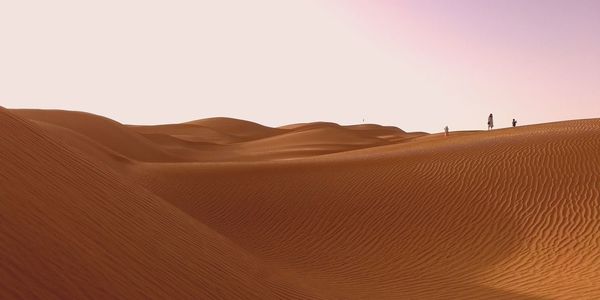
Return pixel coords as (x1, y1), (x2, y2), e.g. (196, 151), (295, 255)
(2, 108), (600, 299)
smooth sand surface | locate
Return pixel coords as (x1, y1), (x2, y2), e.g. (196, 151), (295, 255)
(3, 108), (600, 299)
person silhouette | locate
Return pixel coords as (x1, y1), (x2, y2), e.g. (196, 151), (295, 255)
(444, 125), (449, 137)
(512, 118), (517, 127)
(487, 113), (494, 130)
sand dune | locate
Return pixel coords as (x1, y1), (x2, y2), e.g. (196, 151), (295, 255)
(236, 126), (392, 159)
(3, 108), (600, 299)
(186, 117), (285, 141)
(129, 117), (411, 161)
(280, 122), (412, 142)
(131, 123), (242, 144)
(0, 108), (327, 299)
(12, 109), (184, 163)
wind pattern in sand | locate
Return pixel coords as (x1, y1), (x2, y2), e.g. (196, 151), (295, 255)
(2, 108), (600, 299)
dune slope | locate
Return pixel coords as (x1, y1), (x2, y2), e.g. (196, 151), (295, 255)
(0, 109), (327, 299)
(11, 109), (184, 162)
(3, 108), (600, 299)
(136, 120), (600, 299)
(186, 117), (285, 141)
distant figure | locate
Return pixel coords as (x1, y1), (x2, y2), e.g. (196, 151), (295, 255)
(512, 118), (517, 127)
(487, 113), (494, 130)
(444, 125), (449, 137)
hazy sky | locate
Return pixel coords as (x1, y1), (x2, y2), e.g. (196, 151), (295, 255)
(1, 0), (599, 132)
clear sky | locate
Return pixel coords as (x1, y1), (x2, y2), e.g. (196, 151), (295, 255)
(1, 0), (599, 132)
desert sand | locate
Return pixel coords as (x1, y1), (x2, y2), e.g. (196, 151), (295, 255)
(2, 108), (600, 299)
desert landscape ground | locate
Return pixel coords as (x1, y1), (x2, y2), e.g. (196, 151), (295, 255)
(1, 107), (599, 299)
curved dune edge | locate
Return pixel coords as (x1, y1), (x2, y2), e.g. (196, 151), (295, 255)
(2, 108), (600, 299)
(13, 109), (423, 163)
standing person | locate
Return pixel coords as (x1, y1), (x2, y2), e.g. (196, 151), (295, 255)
(487, 113), (494, 130)
(444, 126), (449, 137)
(512, 118), (517, 127)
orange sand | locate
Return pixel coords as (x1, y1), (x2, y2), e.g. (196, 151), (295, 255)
(2, 108), (600, 299)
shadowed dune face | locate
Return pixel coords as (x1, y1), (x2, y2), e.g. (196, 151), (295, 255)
(3, 108), (600, 299)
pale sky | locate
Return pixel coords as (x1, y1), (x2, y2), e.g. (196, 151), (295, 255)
(1, 0), (599, 132)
